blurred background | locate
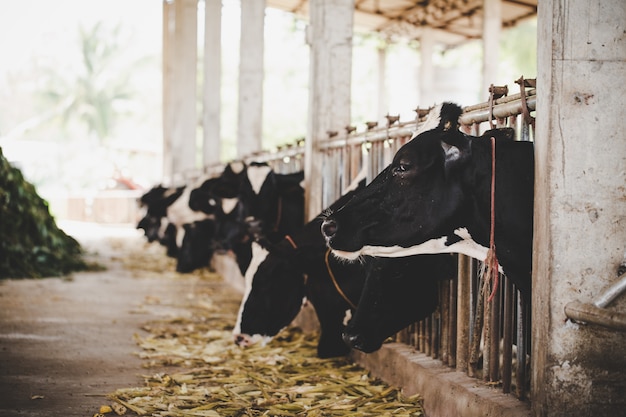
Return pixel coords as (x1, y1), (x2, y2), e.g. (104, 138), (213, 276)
(0, 0), (535, 223)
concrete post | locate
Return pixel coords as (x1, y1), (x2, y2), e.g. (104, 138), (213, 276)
(162, 0), (175, 184)
(305, 0), (354, 220)
(377, 44), (388, 124)
(237, 0), (265, 159)
(419, 28), (435, 107)
(203, 0), (222, 167)
(482, 0), (501, 98)
(533, 1), (626, 416)
(163, 0), (198, 184)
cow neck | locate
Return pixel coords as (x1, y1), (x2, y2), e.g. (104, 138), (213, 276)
(324, 249), (357, 309)
(273, 196), (282, 232)
(486, 135), (500, 302)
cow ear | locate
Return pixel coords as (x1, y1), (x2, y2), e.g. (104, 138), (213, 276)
(440, 133), (470, 172)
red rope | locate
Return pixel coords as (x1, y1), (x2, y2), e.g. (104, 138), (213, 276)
(284, 234), (297, 249)
(487, 136), (500, 302)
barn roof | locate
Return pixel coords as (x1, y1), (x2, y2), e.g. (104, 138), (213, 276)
(266, 0), (537, 46)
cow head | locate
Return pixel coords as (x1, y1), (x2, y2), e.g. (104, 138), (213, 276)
(175, 219), (217, 273)
(342, 254), (455, 353)
(322, 101), (533, 300)
(321, 103), (473, 259)
(233, 241), (307, 348)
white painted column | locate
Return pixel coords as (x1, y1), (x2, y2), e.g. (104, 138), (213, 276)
(419, 28), (435, 107)
(237, 0), (265, 158)
(203, 0), (222, 168)
(305, 0), (354, 220)
(482, 0), (501, 98)
(167, 0), (198, 183)
(162, 0), (175, 184)
(376, 44), (388, 124)
(533, 0), (626, 415)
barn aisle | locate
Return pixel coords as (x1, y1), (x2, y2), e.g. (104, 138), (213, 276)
(0, 222), (424, 417)
(0, 222), (238, 417)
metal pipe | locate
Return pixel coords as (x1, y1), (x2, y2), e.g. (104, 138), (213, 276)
(594, 272), (626, 308)
(564, 272), (626, 330)
(564, 301), (626, 331)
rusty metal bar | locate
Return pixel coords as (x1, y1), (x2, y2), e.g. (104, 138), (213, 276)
(564, 272), (626, 331)
(488, 276), (501, 382)
(441, 281), (450, 365)
(516, 293), (528, 400)
(456, 256), (472, 372)
(502, 275), (514, 393)
(448, 277), (458, 369)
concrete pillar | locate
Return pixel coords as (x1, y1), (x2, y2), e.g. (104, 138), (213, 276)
(533, 1), (626, 416)
(203, 0), (222, 168)
(377, 44), (388, 124)
(419, 28), (435, 107)
(305, 0), (354, 220)
(162, 0), (175, 184)
(163, 0), (198, 183)
(482, 0), (500, 98)
(237, 0), (265, 158)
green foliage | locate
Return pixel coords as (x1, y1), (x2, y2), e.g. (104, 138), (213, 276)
(0, 147), (89, 278)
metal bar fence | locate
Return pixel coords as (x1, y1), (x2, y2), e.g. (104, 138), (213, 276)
(203, 80), (536, 402)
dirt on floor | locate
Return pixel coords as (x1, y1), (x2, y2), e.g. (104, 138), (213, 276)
(0, 222), (225, 417)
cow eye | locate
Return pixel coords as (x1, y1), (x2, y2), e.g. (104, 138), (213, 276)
(393, 163), (410, 175)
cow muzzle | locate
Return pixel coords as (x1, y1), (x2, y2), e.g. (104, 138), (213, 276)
(342, 331), (382, 354)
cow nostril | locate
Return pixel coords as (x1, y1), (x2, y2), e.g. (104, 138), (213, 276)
(234, 334), (246, 346)
(321, 219), (337, 238)
(342, 331), (359, 348)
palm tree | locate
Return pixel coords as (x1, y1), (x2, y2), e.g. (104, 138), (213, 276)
(38, 21), (138, 145)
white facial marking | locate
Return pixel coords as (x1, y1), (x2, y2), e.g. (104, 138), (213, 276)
(332, 228), (503, 272)
(167, 179), (213, 228)
(230, 161), (245, 174)
(411, 103), (443, 139)
(233, 242), (269, 335)
(247, 165), (273, 194)
(343, 309), (352, 326)
(158, 218), (170, 239)
(222, 197), (238, 214)
(163, 187), (179, 198)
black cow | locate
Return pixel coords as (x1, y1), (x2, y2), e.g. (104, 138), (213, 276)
(321, 102), (534, 307)
(233, 188), (455, 357)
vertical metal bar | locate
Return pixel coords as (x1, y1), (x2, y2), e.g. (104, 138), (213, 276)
(440, 280), (450, 365)
(483, 277), (492, 381)
(502, 275), (514, 393)
(419, 320), (425, 353)
(488, 274), (501, 382)
(431, 311), (439, 360)
(456, 255), (471, 372)
(425, 317), (432, 356)
(448, 276), (458, 368)
(516, 290), (528, 400)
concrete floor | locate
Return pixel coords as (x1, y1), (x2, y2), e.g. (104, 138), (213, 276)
(0, 222), (208, 417)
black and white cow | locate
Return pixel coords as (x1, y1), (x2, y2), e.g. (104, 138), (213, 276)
(238, 162), (306, 244)
(137, 185), (185, 255)
(233, 188), (455, 357)
(207, 161), (306, 275)
(321, 103), (534, 344)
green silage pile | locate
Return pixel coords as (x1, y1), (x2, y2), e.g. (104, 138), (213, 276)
(0, 147), (88, 279)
